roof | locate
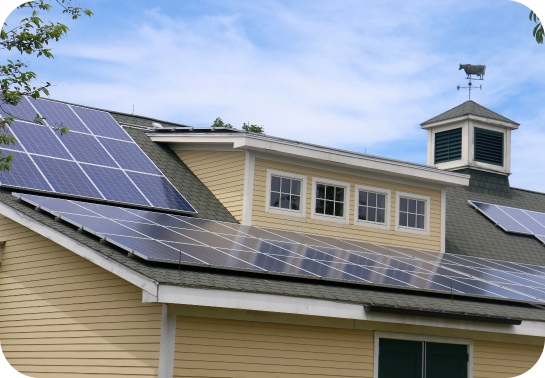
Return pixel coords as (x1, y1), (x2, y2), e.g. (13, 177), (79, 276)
(446, 171), (545, 266)
(2, 188), (545, 322)
(421, 100), (519, 126)
(148, 129), (470, 187)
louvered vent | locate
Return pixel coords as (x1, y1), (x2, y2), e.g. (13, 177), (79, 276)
(434, 128), (462, 164)
(474, 127), (504, 166)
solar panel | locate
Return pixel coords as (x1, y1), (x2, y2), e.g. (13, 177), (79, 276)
(17, 192), (545, 304)
(470, 200), (545, 246)
(0, 96), (195, 213)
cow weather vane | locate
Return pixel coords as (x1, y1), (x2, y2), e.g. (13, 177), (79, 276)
(457, 64), (485, 99)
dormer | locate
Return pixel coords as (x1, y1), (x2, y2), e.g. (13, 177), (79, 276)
(421, 100), (519, 175)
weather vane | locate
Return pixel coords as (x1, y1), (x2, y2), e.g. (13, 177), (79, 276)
(457, 64), (485, 99)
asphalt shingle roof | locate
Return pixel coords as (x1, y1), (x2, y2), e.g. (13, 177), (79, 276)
(421, 100), (519, 126)
(3, 189), (545, 322)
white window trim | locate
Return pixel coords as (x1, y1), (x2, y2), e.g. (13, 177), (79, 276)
(353, 185), (391, 230)
(373, 331), (474, 378)
(395, 191), (431, 236)
(265, 169), (307, 218)
(311, 177), (350, 224)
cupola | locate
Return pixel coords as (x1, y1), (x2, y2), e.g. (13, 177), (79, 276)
(420, 100), (519, 176)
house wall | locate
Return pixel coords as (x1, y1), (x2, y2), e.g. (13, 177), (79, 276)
(176, 150), (246, 222)
(173, 315), (374, 377)
(0, 215), (163, 378)
(473, 340), (543, 378)
(253, 158), (442, 251)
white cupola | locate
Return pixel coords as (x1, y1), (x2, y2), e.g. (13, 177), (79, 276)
(420, 100), (519, 176)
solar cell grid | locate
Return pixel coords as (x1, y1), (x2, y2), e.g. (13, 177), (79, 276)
(1, 97), (195, 213)
(15, 192), (545, 304)
(0, 152), (51, 191)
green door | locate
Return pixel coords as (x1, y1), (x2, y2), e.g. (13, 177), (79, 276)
(425, 342), (468, 378)
(378, 338), (423, 378)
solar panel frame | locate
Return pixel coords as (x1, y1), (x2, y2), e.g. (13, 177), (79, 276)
(1, 97), (196, 213)
(15, 192), (545, 304)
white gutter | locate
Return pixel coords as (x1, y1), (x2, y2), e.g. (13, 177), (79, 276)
(0, 200), (159, 296)
(144, 284), (545, 338)
(148, 133), (470, 187)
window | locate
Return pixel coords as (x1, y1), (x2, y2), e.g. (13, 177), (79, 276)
(354, 185), (391, 230)
(434, 127), (462, 164)
(311, 177), (350, 224)
(395, 192), (430, 235)
(265, 169), (307, 217)
(377, 338), (468, 378)
(474, 127), (504, 166)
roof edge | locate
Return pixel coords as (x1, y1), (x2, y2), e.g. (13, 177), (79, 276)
(421, 114), (520, 129)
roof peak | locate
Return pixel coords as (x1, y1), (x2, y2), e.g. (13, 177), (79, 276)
(421, 100), (519, 126)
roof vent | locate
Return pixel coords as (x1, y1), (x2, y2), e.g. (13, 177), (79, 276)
(151, 122), (163, 128)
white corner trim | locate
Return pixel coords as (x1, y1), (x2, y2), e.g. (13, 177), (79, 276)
(158, 304), (176, 378)
(242, 151), (255, 225)
(395, 191), (431, 236)
(353, 184), (391, 230)
(0, 200), (159, 296)
(373, 331), (474, 378)
(145, 284), (545, 338)
(311, 176), (351, 224)
(265, 169), (307, 218)
(441, 187), (447, 253)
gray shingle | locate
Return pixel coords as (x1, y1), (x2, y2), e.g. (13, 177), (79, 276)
(421, 100), (518, 126)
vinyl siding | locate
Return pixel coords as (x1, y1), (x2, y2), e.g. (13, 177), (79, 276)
(473, 340), (543, 378)
(0, 215), (163, 378)
(176, 150), (246, 222)
(173, 316), (374, 378)
(253, 158), (442, 251)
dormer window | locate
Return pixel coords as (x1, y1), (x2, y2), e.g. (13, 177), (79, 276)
(265, 169), (307, 218)
(311, 177), (350, 224)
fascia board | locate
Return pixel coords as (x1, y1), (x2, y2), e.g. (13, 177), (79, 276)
(0, 201), (159, 296)
(146, 284), (545, 337)
(148, 134), (469, 187)
(421, 115), (519, 130)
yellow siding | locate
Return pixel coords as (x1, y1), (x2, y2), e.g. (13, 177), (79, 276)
(0, 215), (163, 378)
(253, 158), (442, 251)
(173, 316), (374, 378)
(176, 150), (246, 222)
(473, 340), (543, 378)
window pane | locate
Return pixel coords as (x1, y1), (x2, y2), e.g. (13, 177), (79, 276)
(281, 194), (290, 209)
(335, 202), (344, 217)
(359, 191), (368, 206)
(291, 195), (300, 211)
(368, 207), (376, 222)
(316, 184), (325, 199)
(417, 201), (425, 215)
(399, 212), (408, 227)
(408, 213), (416, 228)
(325, 200), (335, 215)
(281, 178), (291, 194)
(326, 185), (335, 200)
(400, 197), (407, 212)
(335, 187), (344, 202)
(291, 180), (301, 195)
(408, 199), (416, 213)
(271, 176), (281, 192)
(417, 215), (425, 229)
(359, 206), (367, 220)
(377, 194), (386, 209)
(366, 193), (375, 208)
(315, 199), (325, 214)
(377, 209), (385, 223)
(270, 192), (280, 208)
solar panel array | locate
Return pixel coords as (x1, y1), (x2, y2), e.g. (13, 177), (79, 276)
(469, 200), (545, 244)
(0, 96), (195, 213)
(17, 192), (545, 304)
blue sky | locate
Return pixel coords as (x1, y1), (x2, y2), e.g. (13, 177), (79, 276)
(2, 0), (545, 190)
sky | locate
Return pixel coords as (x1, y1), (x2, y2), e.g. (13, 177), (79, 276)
(2, 0), (545, 191)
